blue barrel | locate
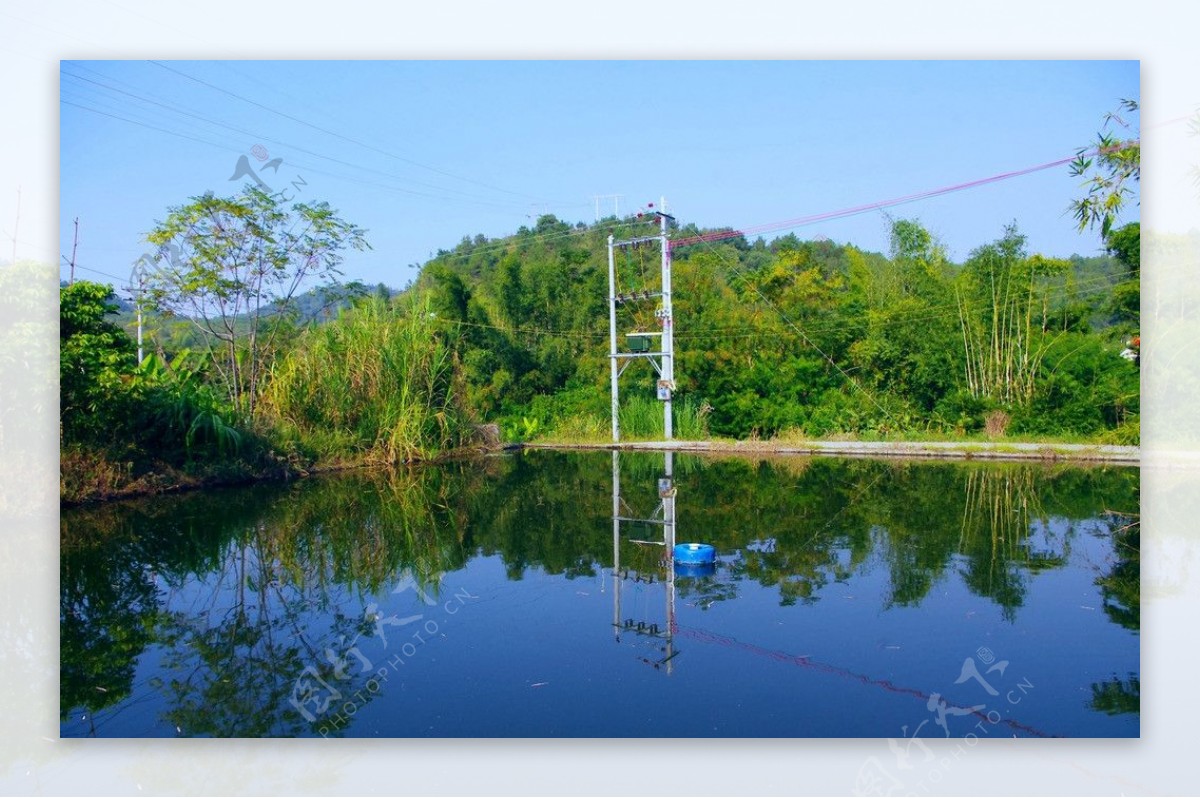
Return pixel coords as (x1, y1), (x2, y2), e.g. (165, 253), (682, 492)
(674, 542), (715, 565)
(674, 561), (716, 578)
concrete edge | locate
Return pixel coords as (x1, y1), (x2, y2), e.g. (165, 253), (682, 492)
(524, 440), (1140, 465)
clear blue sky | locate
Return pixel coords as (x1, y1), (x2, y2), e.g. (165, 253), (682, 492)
(60, 60), (1139, 291)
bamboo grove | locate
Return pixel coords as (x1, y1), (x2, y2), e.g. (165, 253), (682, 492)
(418, 214), (1139, 444)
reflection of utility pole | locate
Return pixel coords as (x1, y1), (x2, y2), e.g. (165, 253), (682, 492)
(663, 451), (676, 673)
(612, 450), (621, 643)
(611, 450), (679, 673)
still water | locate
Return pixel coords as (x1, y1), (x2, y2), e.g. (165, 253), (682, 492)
(60, 449), (1139, 738)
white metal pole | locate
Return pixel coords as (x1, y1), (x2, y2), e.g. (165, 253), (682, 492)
(608, 234), (620, 442)
(660, 201), (673, 440)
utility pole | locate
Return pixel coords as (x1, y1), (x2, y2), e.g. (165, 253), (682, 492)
(130, 256), (147, 365)
(136, 297), (144, 364)
(594, 194), (623, 222)
(659, 197), (675, 440)
(608, 234), (620, 441)
(10, 186), (19, 265)
(607, 198), (676, 442)
(65, 217), (79, 284)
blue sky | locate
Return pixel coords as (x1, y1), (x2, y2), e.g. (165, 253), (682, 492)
(60, 60), (1139, 292)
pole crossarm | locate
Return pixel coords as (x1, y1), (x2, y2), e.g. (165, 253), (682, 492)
(613, 235), (662, 248)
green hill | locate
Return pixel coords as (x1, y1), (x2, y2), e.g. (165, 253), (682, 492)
(410, 214), (1137, 441)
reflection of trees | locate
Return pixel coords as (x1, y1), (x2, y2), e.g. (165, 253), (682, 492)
(954, 467), (1052, 619)
(155, 530), (321, 737)
(1089, 673), (1140, 715)
(270, 468), (469, 596)
(62, 450), (1138, 735)
(674, 568), (739, 609)
(60, 534), (158, 723)
(1096, 513), (1139, 632)
(59, 490), (259, 727)
(61, 469), (463, 736)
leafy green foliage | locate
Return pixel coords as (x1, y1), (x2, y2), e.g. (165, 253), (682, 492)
(411, 215), (1137, 443)
(144, 186), (371, 417)
(60, 281), (257, 490)
(60, 281), (138, 446)
(1069, 99), (1140, 237)
(63, 191), (1140, 503)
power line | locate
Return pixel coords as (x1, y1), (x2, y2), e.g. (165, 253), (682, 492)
(147, 60), (563, 206)
(670, 144), (1139, 250)
(58, 86), (551, 214)
(70, 263), (135, 284)
(62, 67), (560, 211)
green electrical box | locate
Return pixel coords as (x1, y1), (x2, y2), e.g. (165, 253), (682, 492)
(627, 335), (651, 353)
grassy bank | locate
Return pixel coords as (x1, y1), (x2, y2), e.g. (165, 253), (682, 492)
(61, 295), (488, 505)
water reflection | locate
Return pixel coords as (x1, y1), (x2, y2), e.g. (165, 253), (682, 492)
(60, 451), (1139, 736)
(611, 450), (678, 673)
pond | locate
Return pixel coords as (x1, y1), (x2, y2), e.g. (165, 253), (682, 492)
(60, 449), (1139, 738)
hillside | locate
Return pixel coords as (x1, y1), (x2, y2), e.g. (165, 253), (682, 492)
(411, 214), (1138, 442)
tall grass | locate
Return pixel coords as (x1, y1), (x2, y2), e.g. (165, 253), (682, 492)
(619, 395), (710, 440)
(259, 296), (471, 464)
(541, 394), (711, 442)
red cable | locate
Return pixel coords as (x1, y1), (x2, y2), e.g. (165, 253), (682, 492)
(670, 142), (1138, 250)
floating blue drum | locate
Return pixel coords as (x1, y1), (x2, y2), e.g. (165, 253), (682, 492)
(674, 561), (716, 578)
(674, 543), (715, 565)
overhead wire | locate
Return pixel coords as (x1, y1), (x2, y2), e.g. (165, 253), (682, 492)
(59, 77), (551, 213)
(670, 143), (1140, 250)
(147, 60), (569, 206)
(62, 65), (565, 211)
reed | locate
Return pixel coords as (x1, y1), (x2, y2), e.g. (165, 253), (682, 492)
(259, 296), (471, 464)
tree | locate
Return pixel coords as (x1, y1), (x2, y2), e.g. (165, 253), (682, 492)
(955, 224), (1069, 404)
(60, 281), (136, 445)
(144, 187), (370, 417)
(1105, 222), (1140, 276)
(1069, 99), (1140, 237)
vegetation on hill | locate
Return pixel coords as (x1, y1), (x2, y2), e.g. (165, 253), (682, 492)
(59, 185), (1140, 502)
(416, 214), (1139, 444)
